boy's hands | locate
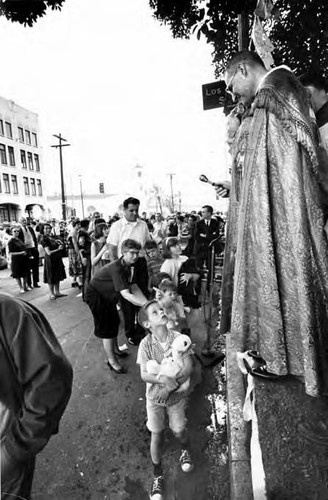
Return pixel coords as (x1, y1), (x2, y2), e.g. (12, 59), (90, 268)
(158, 377), (180, 403)
(161, 375), (180, 392)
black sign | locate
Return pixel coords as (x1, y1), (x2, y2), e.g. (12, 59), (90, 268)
(202, 80), (235, 115)
(202, 81), (226, 110)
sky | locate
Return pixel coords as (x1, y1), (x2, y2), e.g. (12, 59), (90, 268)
(0, 0), (230, 213)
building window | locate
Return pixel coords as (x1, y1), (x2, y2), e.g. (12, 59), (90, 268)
(8, 146), (15, 166)
(0, 120), (4, 136)
(27, 152), (34, 170)
(3, 174), (10, 193)
(20, 150), (27, 169)
(18, 127), (24, 142)
(25, 130), (31, 145)
(34, 153), (40, 171)
(11, 175), (18, 194)
(0, 144), (7, 165)
(30, 178), (36, 196)
(23, 177), (30, 195)
(5, 122), (12, 139)
(32, 132), (38, 147)
(37, 179), (42, 196)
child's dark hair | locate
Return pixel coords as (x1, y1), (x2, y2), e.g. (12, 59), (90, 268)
(94, 222), (108, 239)
(162, 237), (179, 258)
(138, 299), (158, 330)
(158, 278), (176, 293)
(145, 240), (158, 251)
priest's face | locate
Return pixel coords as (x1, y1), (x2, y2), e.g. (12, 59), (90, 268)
(225, 64), (257, 105)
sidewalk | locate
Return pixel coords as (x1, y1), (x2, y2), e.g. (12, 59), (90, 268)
(226, 334), (328, 500)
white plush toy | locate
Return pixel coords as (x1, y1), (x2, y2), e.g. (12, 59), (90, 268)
(146, 334), (193, 393)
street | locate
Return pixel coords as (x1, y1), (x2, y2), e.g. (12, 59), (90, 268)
(0, 262), (229, 500)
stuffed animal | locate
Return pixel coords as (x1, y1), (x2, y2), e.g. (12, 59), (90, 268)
(154, 284), (188, 329)
(146, 334), (193, 393)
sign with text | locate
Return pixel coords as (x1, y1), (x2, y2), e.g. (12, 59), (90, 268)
(202, 80), (226, 111)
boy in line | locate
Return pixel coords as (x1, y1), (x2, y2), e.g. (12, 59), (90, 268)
(145, 240), (164, 294)
(137, 299), (195, 500)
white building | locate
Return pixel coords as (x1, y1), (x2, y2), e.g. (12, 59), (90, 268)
(0, 96), (46, 223)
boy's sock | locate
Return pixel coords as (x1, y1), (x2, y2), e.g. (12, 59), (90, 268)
(152, 461), (163, 477)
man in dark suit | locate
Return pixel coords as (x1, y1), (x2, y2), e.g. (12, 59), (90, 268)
(194, 205), (223, 270)
(18, 217), (40, 288)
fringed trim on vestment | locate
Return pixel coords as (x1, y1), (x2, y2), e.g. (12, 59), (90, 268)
(254, 88), (319, 176)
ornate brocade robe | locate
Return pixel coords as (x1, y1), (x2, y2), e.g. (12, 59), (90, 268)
(221, 67), (328, 397)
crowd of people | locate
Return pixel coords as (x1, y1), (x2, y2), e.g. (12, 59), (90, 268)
(0, 204), (225, 301)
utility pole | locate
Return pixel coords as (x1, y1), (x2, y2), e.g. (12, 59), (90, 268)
(78, 174), (85, 218)
(167, 173), (175, 213)
(238, 10), (249, 50)
(51, 133), (70, 221)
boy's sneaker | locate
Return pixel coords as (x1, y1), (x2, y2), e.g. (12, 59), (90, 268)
(150, 475), (164, 500)
(179, 449), (194, 473)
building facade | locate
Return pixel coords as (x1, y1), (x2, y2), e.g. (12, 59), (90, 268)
(0, 96), (46, 223)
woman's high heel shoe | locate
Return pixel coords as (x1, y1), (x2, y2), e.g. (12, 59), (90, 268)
(107, 360), (127, 374)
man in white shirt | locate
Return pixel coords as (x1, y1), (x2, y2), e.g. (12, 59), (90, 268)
(107, 197), (151, 345)
(107, 197), (150, 259)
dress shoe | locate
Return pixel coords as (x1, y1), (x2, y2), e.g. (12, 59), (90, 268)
(106, 360), (127, 374)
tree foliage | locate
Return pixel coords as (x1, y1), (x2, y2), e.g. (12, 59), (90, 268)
(0, 0), (65, 27)
(149, 0), (328, 77)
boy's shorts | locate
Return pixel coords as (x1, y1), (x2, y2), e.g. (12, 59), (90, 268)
(146, 398), (187, 434)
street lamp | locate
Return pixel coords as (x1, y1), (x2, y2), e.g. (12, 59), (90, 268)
(78, 174), (85, 218)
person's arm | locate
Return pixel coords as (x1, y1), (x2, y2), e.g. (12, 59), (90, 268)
(140, 364), (179, 391)
(120, 284), (147, 307)
(214, 180), (231, 198)
(91, 242), (109, 266)
(9, 250), (27, 256)
(44, 244), (63, 256)
(0, 297), (73, 463)
(106, 221), (120, 260)
(107, 244), (118, 260)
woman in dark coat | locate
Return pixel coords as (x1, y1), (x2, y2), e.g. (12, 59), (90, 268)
(41, 223), (66, 300)
(8, 225), (30, 293)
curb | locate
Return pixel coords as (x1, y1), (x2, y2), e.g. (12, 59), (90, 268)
(226, 334), (253, 500)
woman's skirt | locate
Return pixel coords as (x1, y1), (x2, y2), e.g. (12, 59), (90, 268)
(85, 284), (120, 339)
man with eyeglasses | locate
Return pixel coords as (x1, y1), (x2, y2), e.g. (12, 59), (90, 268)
(218, 50), (328, 401)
